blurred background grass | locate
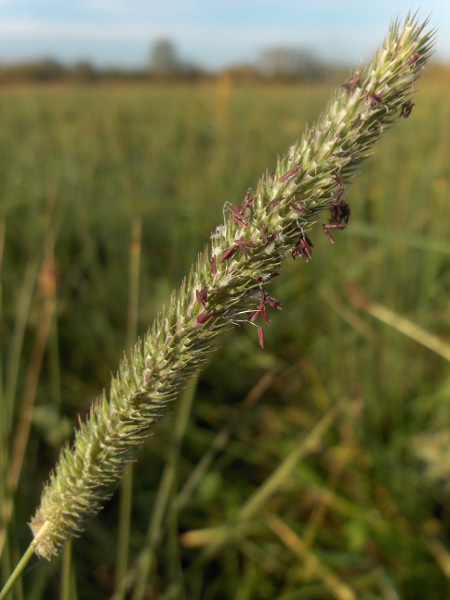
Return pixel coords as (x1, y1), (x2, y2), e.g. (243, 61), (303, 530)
(1, 69), (450, 599)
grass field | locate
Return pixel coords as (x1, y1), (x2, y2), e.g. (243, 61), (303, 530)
(1, 72), (450, 599)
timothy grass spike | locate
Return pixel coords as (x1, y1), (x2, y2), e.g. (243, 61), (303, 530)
(29, 13), (435, 560)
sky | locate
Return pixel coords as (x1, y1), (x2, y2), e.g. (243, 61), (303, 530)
(0, 1), (448, 71)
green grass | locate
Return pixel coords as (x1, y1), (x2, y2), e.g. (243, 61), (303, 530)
(1, 76), (450, 599)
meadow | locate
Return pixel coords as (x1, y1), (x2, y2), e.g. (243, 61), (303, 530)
(1, 71), (450, 599)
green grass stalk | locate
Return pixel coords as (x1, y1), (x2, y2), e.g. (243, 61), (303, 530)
(183, 405), (339, 564)
(0, 543), (36, 600)
(129, 376), (198, 600)
(114, 216), (143, 598)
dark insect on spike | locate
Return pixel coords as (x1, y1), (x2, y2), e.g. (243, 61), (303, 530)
(401, 100), (415, 118)
(258, 326), (265, 349)
(329, 199), (351, 225)
(197, 309), (214, 325)
(328, 175), (350, 227)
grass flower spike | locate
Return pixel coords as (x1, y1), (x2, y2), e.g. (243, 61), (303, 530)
(29, 14), (435, 561)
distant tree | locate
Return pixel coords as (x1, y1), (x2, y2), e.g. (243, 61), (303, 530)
(149, 39), (180, 76)
(71, 61), (97, 83)
(149, 39), (202, 77)
(259, 47), (325, 82)
(32, 58), (66, 81)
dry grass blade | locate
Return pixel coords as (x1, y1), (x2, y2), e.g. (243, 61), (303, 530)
(346, 282), (450, 362)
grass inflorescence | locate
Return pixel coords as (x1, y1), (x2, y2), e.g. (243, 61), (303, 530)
(2, 13), (447, 600)
(27, 14), (435, 562)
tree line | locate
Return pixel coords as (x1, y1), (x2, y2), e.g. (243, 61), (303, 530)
(0, 39), (347, 85)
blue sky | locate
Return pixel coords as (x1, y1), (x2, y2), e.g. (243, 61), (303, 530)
(0, 1), (448, 70)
